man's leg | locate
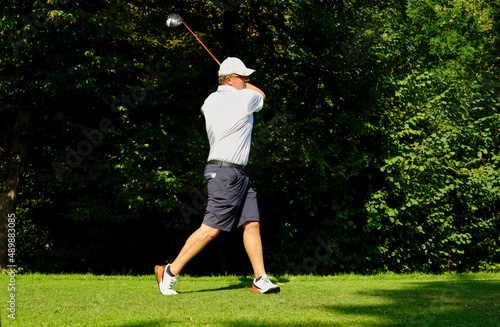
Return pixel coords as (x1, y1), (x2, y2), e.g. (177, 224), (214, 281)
(243, 221), (281, 294)
(169, 223), (221, 275)
(242, 221), (265, 278)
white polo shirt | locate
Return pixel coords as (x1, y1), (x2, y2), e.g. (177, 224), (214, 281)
(202, 85), (264, 166)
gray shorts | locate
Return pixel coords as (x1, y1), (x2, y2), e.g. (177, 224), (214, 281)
(202, 164), (260, 232)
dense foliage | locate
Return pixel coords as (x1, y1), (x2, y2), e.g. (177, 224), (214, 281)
(1, 0), (498, 274)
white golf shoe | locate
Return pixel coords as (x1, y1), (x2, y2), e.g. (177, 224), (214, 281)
(154, 264), (179, 295)
(251, 274), (280, 294)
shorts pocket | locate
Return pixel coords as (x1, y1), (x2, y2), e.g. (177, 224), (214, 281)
(204, 172), (217, 181)
(220, 168), (238, 188)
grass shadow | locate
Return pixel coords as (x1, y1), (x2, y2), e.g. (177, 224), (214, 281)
(111, 318), (175, 327)
(179, 276), (251, 293)
(323, 279), (500, 327)
(216, 321), (344, 327)
(178, 275), (289, 294)
(113, 318), (340, 327)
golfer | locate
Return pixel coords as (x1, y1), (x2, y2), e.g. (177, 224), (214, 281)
(155, 57), (280, 295)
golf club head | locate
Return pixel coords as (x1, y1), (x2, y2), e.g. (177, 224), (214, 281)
(166, 13), (183, 28)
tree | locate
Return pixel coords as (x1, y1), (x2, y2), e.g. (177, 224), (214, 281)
(366, 0), (500, 272)
(1, 0), (498, 274)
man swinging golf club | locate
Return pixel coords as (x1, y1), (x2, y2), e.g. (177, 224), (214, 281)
(155, 57), (280, 295)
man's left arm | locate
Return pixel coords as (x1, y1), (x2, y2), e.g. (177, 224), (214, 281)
(245, 83), (266, 101)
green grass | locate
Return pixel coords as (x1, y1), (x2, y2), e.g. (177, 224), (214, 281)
(1, 272), (499, 326)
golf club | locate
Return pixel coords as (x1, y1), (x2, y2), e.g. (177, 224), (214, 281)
(166, 13), (220, 65)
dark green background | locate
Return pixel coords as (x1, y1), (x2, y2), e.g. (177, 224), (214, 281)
(1, 0), (499, 275)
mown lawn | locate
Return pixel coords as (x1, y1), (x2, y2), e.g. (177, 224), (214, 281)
(1, 272), (499, 326)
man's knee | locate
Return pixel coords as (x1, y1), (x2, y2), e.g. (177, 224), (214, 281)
(243, 221), (260, 234)
(200, 224), (221, 240)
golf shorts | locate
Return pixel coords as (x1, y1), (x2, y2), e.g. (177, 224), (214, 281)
(202, 163), (260, 232)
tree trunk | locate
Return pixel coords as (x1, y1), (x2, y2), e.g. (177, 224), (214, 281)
(0, 109), (31, 273)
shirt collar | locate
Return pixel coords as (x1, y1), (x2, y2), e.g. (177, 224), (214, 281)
(217, 85), (238, 93)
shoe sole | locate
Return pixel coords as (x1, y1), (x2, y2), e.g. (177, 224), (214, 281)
(251, 284), (281, 294)
(154, 265), (165, 291)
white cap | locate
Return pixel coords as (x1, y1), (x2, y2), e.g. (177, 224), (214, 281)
(218, 57), (255, 77)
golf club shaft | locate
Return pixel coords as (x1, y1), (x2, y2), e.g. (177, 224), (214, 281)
(183, 22), (220, 65)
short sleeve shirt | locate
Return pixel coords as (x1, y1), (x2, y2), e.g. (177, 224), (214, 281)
(201, 85), (264, 166)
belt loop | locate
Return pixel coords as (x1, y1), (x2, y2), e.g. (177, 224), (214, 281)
(218, 161), (222, 168)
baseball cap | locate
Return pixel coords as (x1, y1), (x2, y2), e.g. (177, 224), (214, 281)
(218, 57), (255, 77)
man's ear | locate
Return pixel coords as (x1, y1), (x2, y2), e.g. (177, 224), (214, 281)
(225, 76), (232, 86)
